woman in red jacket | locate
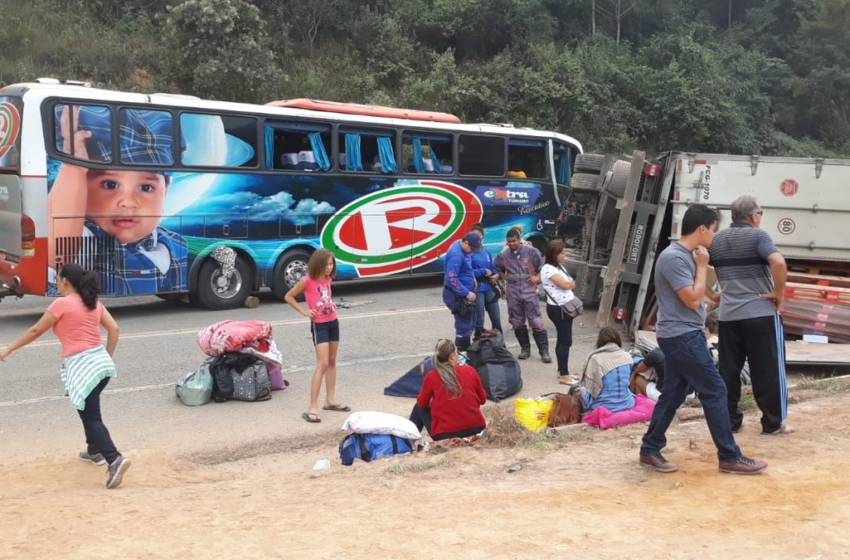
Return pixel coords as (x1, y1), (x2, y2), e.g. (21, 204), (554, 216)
(409, 339), (487, 440)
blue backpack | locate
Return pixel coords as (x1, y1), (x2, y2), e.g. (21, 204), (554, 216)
(339, 433), (415, 466)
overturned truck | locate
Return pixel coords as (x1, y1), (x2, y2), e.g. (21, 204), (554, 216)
(557, 151), (850, 359)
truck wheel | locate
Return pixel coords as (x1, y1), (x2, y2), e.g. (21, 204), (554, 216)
(605, 160), (631, 199)
(598, 196), (620, 226)
(271, 249), (312, 300)
(575, 153), (606, 174)
(571, 173), (601, 192)
(196, 254), (253, 310)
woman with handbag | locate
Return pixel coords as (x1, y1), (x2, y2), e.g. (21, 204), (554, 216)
(540, 240), (579, 384)
(469, 224), (503, 340)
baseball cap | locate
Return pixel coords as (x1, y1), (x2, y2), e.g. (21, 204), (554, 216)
(463, 232), (483, 252)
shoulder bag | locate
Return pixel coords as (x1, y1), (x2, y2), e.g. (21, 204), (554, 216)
(545, 392), (583, 427)
(540, 265), (584, 319)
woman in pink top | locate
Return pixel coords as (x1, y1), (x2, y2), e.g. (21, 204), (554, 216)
(0, 264), (130, 489)
(285, 249), (349, 423)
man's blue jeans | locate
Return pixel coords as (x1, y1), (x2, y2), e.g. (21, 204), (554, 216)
(640, 329), (741, 462)
(474, 289), (502, 333)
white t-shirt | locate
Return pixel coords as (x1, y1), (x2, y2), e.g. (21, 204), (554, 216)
(541, 264), (576, 305)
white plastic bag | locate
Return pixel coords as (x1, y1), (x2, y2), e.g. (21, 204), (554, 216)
(341, 411), (423, 442)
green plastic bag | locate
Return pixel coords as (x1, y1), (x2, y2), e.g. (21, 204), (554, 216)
(176, 364), (213, 406)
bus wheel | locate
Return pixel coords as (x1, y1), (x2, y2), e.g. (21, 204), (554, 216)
(196, 254), (253, 310)
(271, 249), (312, 300)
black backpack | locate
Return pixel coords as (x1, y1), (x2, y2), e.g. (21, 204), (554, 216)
(466, 333), (523, 402)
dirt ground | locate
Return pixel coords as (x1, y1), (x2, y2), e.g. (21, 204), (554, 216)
(3, 387), (850, 559)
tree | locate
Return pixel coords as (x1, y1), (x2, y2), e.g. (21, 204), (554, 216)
(164, 0), (277, 103)
(596, 0), (639, 42)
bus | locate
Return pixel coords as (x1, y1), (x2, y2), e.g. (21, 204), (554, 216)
(0, 79), (582, 309)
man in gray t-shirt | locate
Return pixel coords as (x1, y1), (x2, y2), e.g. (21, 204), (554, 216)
(640, 204), (767, 476)
(709, 195), (791, 435)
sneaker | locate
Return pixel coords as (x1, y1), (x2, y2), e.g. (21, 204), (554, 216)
(762, 424), (795, 436)
(639, 453), (678, 473)
(106, 456), (131, 489)
(78, 451), (107, 466)
(718, 455), (768, 475)
(731, 426), (742, 434)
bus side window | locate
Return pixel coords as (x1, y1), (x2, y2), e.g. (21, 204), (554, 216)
(264, 121), (331, 171)
(179, 113), (258, 168)
(458, 135), (505, 177)
(402, 132), (453, 175)
(118, 108), (174, 166)
(508, 138), (548, 179)
(53, 104), (114, 163)
(339, 127), (398, 174)
(554, 145), (572, 186)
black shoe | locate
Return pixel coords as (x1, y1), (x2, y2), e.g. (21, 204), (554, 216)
(718, 455), (767, 475)
(639, 453), (678, 473)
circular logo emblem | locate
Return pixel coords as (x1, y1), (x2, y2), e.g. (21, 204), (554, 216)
(778, 218), (796, 235)
(780, 179), (799, 197)
(0, 102), (22, 161)
(321, 180), (483, 277)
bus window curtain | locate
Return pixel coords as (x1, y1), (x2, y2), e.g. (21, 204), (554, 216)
(308, 132), (331, 171)
(428, 141), (443, 174)
(557, 154), (568, 184)
(377, 137), (398, 174)
(412, 138), (425, 174)
(345, 134), (363, 171)
(264, 126), (275, 168)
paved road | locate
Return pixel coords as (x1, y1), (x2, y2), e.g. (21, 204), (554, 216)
(0, 276), (601, 465)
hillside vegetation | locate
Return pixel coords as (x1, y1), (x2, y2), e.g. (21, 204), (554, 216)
(2, 0), (848, 156)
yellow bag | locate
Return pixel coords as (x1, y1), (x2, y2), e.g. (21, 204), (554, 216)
(514, 398), (554, 431)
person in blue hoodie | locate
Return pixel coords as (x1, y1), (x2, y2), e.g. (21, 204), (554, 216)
(470, 224), (502, 339)
(442, 232), (481, 351)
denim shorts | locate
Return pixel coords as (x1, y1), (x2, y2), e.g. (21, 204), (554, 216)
(311, 319), (340, 345)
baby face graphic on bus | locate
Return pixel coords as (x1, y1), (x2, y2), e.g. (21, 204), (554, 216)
(85, 169), (169, 244)
(48, 105), (188, 295)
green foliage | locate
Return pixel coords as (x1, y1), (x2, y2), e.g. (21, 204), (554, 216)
(164, 0), (277, 103)
(1, 0), (848, 157)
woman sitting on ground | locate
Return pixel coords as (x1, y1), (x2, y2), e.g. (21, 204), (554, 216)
(578, 326), (636, 413)
(410, 338), (487, 441)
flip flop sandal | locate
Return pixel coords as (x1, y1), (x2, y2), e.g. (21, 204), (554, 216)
(322, 404), (351, 412)
(302, 412), (322, 423)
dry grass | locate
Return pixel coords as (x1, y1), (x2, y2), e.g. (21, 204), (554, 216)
(384, 457), (450, 475)
(478, 402), (534, 448)
(796, 376), (850, 393)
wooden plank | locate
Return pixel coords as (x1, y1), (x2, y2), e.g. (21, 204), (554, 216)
(787, 272), (850, 288)
(786, 281), (850, 295)
(636, 330), (850, 365)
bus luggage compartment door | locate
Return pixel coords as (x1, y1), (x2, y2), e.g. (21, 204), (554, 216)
(0, 174), (24, 261)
